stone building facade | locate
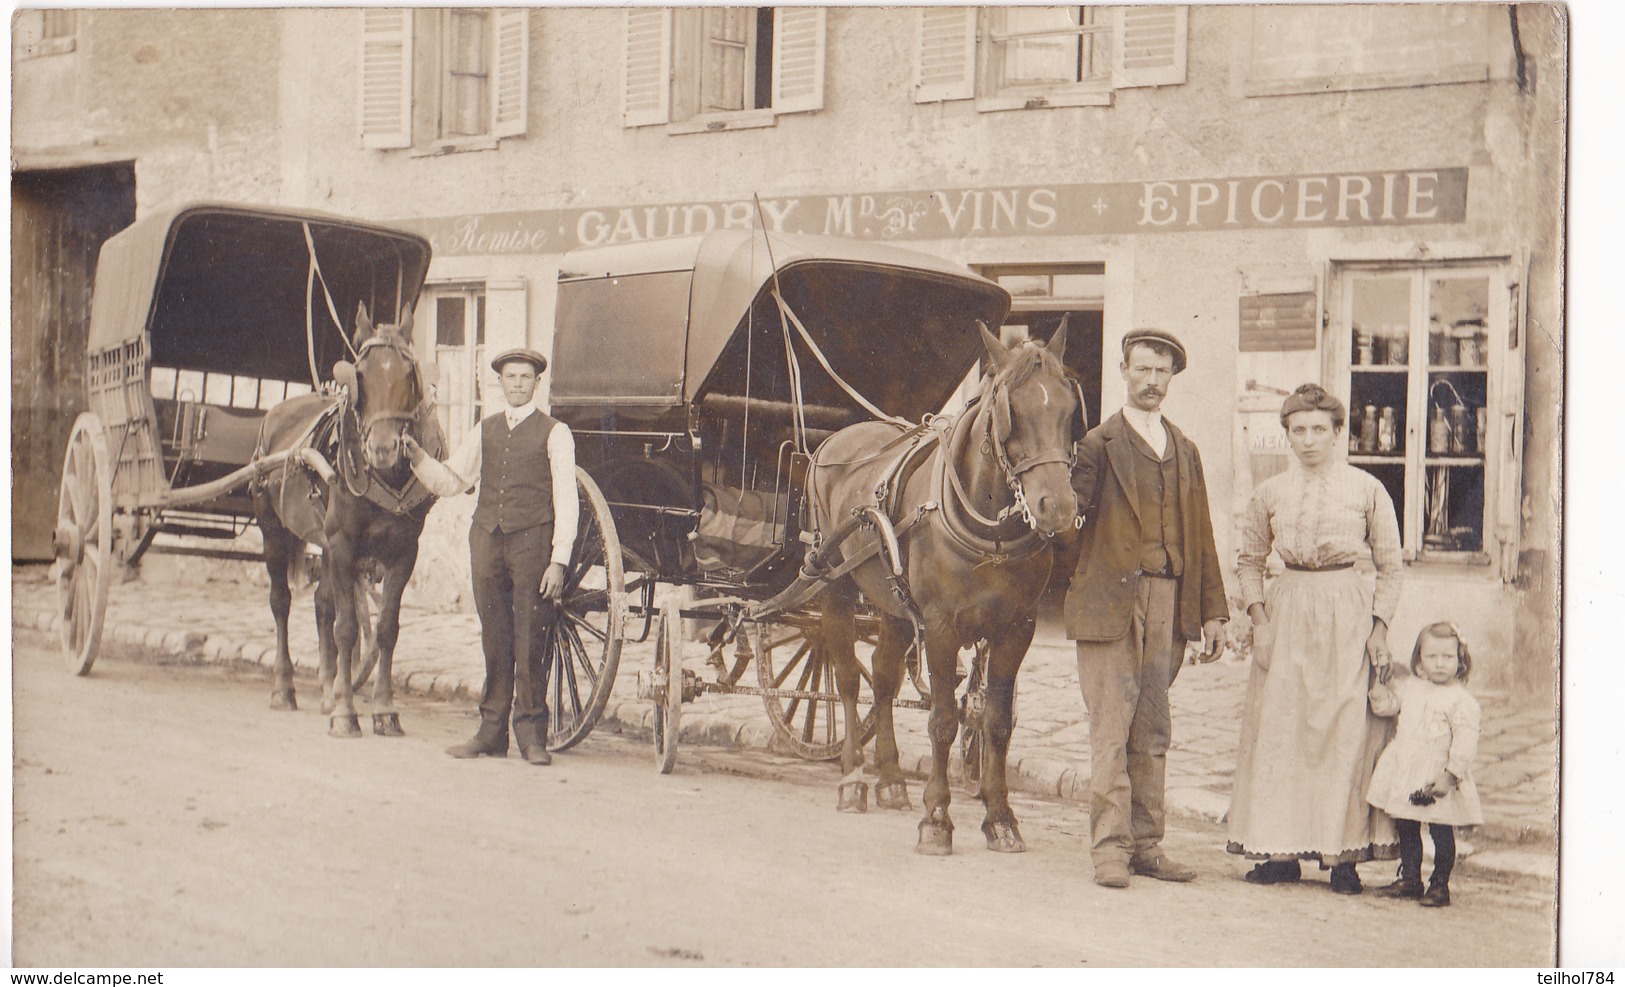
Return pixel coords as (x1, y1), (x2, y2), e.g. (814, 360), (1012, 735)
(12, 5), (1564, 692)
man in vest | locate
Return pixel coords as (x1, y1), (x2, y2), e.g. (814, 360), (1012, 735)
(1066, 328), (1229, 888)
(403, 347), (577, 765)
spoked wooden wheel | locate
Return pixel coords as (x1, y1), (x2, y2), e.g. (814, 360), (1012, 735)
(651, 601), (681, 774)
(54, 413), (114, 675)
(540, 469), (626, 751)
(754, 612), (882, 761)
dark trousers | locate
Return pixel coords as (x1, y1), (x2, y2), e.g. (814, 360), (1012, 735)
(1395, 818), (1456, 882)
(470, 522), (555, 752)
(1075, 574), (1183, 865)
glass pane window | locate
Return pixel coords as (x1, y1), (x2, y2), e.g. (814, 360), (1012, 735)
(994, 7), (1110, 89)
(700, 8), (753, 113)
(442, 10), (491, 137)
(1342, 267), (1507, 566)
(430, 286), (487, 442)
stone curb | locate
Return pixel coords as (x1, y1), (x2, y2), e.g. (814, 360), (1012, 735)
(18, 603), (1552, 874)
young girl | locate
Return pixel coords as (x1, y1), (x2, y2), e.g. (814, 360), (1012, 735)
(1365, 622), (1484, 907)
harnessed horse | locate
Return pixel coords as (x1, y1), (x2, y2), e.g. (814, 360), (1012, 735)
(808, 323), (1081, 853)
(252, 303), (443, 737)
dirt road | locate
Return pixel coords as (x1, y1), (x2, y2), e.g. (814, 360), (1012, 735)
(11, 627), (1554, 966)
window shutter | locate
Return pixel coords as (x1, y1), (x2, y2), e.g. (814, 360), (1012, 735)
(1495, 256), (1530, 581)
(914, 7), (977, 103)
(359, 9), (413, 149)
(491, 9), (529, 139)
(772, 7), (826, 115)
(1112, 5), (1187, 89)
(624, 8), (672, 127)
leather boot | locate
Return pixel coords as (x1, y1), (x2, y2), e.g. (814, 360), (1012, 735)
(1329, 862), (1363, 895)
(1419, 874), (1451, 907)
(1374, 862), (1424, 899)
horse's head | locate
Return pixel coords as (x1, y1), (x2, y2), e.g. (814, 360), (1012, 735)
(978, 320), (1083, 537)
(334, 302), (423, 472)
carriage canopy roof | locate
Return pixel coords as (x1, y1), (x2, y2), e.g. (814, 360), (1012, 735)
(552, 229), (1011, 421)
(88, 202), (432, 383)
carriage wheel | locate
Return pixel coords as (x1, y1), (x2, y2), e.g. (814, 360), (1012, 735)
(651, 601), (681, 774)
(54, 413), (114, 676)
(541, 469), (626, 751)
(754, 613), (882, 762)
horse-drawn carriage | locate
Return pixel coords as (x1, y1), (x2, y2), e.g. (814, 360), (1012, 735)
(51, 203), (432, 684)
(548, 228), (1084, 851)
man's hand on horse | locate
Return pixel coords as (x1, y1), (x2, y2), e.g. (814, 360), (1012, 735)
(540, 562), (567, 601)
(1193, 618), (1227, 664)
(400, 432), (426, 466)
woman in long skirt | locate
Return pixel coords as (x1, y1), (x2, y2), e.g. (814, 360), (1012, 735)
(1226, 384), (1403, 895)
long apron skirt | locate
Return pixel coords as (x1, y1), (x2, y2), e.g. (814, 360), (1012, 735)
(1226, 568), (1397, 865)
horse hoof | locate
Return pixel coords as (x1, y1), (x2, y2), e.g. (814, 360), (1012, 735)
(320, 698), (337, 716)
(916, 815), (954, 856)
(270, 691), (297, 711)
(372, 712), (403, 737)
(837, 781), (869, 813)
(876, 781), (913, 811)
(982, 819), (1027, 853)
(329, 714), (362, 738)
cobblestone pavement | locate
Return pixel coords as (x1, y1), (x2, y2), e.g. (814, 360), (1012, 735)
(13, 558), (1556, 872)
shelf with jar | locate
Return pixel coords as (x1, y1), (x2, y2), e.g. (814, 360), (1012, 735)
(1424, 377), (1489, 460)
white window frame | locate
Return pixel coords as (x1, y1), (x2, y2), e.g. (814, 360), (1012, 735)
(14, 8), (77, 60)
(359, 8), (528, 153)
(623, 7), (826, 133)
(915, 6), (1188, 111)
(423, 283), (488, 447)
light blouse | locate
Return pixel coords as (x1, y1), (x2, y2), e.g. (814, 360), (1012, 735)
(1237, 460), (1403, 624)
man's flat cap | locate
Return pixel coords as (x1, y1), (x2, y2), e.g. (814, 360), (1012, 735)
(1121, 328), (1188, 374)
(490, 348), (548, 374)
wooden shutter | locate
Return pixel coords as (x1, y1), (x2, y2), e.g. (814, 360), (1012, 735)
(1495, 256), (1529, 581)
(1113, 5), (1187, 89)
(359, 9), (413, 149)
(624, 8), (672, 127)
(772, 7), (826, 114)
(914, 7), (977, 103)
(491, 9), (529, 139)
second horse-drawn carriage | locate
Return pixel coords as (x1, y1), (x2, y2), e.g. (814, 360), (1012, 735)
(545, 227), (1084, 848)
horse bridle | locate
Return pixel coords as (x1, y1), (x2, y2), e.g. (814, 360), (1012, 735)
(348, 334), (426, 445)
(971, 352), (1085, 534)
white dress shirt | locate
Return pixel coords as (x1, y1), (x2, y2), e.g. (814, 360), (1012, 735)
(410, 401), (579, 567)
(1121, 405), (1168, 458)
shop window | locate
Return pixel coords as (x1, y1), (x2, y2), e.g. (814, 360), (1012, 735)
(14, 9), (77, 59)
(916, 6), (1187, 110)
(1336, 264), (1522, 572)
(1242, 5), (1493, 97)
(623, 7), (826, 132)
(427, 286), (487, 445)
(359, 8), (528, 152)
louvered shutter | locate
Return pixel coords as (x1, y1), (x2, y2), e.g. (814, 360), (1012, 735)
(915, 7), (977, 103)
(624, 8), (672, 127)
(1112, 5), (1187, 89)
(359, 9), (413, 149)
(771, 7), (826, 114)
(491, 9), (529, 138)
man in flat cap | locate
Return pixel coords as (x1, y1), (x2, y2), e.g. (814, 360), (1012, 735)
(1066, 327), (1228, 887)
(403, 347), (577, 765)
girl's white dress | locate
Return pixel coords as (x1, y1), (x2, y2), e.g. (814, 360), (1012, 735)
(1366, 675), (1485, 826)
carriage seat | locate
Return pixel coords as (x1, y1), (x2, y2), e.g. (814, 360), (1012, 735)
(694, 470), (784, 574)
(149, 366), (315, 471)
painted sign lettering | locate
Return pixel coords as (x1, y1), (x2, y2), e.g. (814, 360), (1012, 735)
(399, 168), (1468, 257)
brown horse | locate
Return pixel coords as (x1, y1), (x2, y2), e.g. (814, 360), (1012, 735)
(252, 303), (442, 737)
(808, 324), (1080, 854)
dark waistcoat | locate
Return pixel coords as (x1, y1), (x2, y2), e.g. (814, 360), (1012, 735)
(471, 411), (558, 533)
(1127, 426), (1184, 576)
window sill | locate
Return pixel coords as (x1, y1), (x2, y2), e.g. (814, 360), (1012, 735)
(409, 137), (502, 158)
(976, 88), (1113, 112)
(1242, 64), (1489, 98)
(17, 37), (75, 60)
(665, 110), (777, 135)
